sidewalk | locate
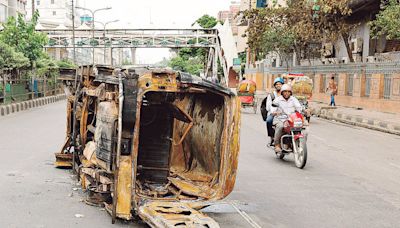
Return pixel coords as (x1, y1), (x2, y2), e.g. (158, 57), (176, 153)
(311, 101), (400, 135)
(0, 94), (66, 117)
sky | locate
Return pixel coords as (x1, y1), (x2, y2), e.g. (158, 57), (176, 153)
(80, 0), (232, 64)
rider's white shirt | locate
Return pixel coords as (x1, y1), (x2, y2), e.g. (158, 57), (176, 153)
(266, 91), (279, 113)
(273, 95), (302, 120)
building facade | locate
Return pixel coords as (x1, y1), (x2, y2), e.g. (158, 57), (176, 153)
(26, 0), (81, 26)
(217, 2), (240, 36)
(0, 0), (27, 23)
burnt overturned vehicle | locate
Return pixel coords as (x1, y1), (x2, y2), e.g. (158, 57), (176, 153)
(56, 65), (241, 227)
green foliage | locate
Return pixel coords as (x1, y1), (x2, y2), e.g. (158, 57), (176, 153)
(263, 26), (296, 55)
(36, 54), (58, 77)
(0, 11), (48, 66)
(194, 14), (218, 28)
(0, 40), (30, 70)
(56, 59), (76, 68)
(168, 14), (220, 75)
(240, 0), (355, 62)
(370, 0), (400, 40)
(168, 55), (204, 76)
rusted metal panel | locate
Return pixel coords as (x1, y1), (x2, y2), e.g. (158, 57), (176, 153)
(116, 156), (132, 220)
(138, 201), (220, 228)
(55, 66), (240, 227)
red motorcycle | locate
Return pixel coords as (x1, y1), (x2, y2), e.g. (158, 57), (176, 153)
(271, 105), (308, 169)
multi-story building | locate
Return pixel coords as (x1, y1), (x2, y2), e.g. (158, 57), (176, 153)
(26, 0), (82, 26)
(217, 1), (240, 36)
(0, 0), (27, 23)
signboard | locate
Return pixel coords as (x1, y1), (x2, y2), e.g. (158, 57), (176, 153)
(233, 58), (241, 66)
(80, 15), (93, 23)
(256, 0), (267, 8)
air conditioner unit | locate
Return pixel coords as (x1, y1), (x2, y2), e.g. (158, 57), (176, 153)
(322, 43), (334, 57)
(351, 38), (363, 54)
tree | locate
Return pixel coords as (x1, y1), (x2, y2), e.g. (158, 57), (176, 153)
(194, 14), (218, 28)
(57, 59), (76, 68)
(168, 15), (220, 75)
(0, 11), (48, 66)
(0, 40), (30, 70)
(240, 0), (356, 64)
(262, 26), (296, 67)
(370, 0), (400, 40)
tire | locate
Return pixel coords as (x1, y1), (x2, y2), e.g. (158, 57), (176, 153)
(275, 152), (285, 159)
(294, 138), (307, 169)
(306, 116), (311, 123)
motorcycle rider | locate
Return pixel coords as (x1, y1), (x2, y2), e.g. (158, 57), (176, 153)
(265, 77), (284, 146)
(272, 84), (302, 153)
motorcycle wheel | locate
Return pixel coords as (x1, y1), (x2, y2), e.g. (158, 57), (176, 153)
(294, 138), (307, 169)
(275, 152), (285, 159)
(306, 116), (311, 123)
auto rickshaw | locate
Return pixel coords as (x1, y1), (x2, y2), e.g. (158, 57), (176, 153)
(55, 65), (241, 227)
(282, 73), (313, 122)
(237, 79), (257, 113)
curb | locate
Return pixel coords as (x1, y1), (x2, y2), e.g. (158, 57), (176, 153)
(315, 107), (400, 136)
(0, 94), (66, 117)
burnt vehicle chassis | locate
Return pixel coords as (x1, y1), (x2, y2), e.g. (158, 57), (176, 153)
(55, 65), (241, 227)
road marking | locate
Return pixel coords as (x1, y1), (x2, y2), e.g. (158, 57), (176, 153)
(230, 202), (262, 228)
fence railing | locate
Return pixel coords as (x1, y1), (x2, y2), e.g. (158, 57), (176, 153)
(347, 75), (354, 96)
(246, 61), (400, 75)
(0, 77), (63, 105)
(365, 74), (372, 97)
(383, 74), (392, 99)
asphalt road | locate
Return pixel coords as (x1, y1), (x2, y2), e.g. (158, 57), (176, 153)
(1, 102), (400, 228)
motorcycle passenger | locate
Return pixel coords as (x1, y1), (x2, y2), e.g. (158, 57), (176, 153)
(272, 84), (302, 153)
(266, 77), (284, 146)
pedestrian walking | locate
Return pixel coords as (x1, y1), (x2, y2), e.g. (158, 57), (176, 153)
(326, 76), (337, 106)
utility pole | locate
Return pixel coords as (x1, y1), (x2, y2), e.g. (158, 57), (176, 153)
(71, 0), (77, 64)
(31, 0), (35, 17)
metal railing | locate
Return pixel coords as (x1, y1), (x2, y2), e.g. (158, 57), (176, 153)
(365, 74), (372, 97)
(245, 61), (400, 75)
(321, 74), (327, 93)
(383, 74), (392, 99)
(347, 75), (354, 96)
(0, 78), (63, 105)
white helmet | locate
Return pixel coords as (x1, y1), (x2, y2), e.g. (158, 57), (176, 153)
(281, 84), (292, 93)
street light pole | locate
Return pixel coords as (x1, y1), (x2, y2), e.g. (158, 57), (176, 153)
(95, 20), (119, 65)
(71, 0), (76, 64)
(75, 6), (112, 66)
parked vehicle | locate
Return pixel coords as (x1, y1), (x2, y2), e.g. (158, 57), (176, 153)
(270, 102), (308, 169)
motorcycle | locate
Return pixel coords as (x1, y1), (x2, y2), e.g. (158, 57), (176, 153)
(270, 103), (308, 169)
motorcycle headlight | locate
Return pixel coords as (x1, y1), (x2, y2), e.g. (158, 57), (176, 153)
(294, 118), (303, 128)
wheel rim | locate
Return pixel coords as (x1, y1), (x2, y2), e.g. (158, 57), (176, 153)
(295, 141), (304, 167)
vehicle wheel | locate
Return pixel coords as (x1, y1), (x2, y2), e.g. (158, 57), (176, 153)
(306, 116), (311, 123)
(276, 152), (285, 159)
(294, 138), (307, 169)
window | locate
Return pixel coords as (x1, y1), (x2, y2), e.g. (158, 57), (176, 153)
(53, 11), (56, 16)
(0, 4), (7, 23)
(36, 0), (40, 6)
(51, 0), (55, 4)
